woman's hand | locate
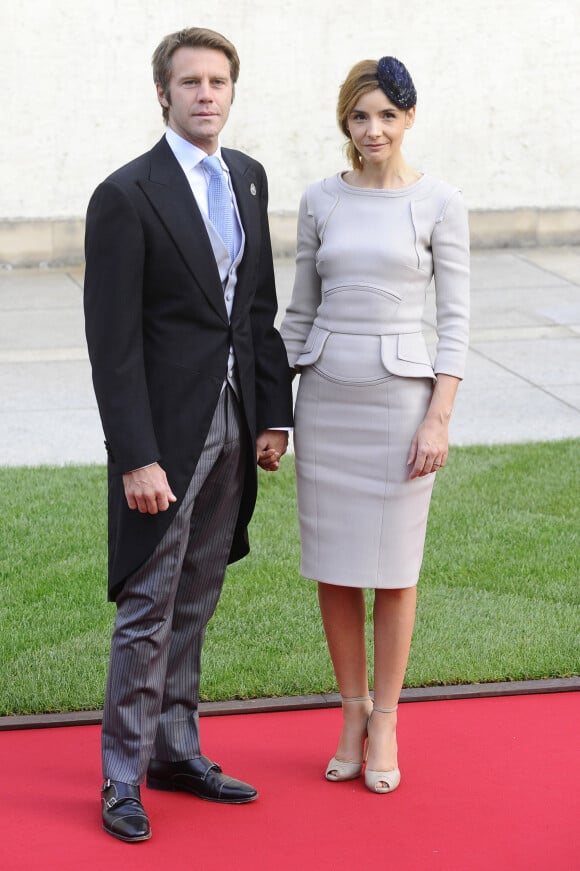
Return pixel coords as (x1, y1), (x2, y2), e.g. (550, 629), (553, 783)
(407, 417), (449, 478)
(407, 374), (461, 479)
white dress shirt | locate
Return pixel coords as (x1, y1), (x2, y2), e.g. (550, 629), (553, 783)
(165, 125), (245, 386)
(164, 126), (244, 308)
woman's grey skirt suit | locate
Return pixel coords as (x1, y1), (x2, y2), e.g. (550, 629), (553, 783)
(280, 173), (470, 588)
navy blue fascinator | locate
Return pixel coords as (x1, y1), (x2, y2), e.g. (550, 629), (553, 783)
(376, 56), (416, 109)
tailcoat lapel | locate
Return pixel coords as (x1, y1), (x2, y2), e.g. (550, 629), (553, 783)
(138, 138), (229, 323)
(222, 149), (262, 286)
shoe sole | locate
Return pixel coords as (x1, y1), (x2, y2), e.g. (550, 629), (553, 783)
(102, 824), (152, 843)
(146, 777), (258, 804)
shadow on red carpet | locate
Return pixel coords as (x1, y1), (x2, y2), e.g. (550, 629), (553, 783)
(1, 693), (578, 871)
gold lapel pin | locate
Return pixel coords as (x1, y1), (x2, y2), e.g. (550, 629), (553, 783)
(250, 183), (257, 196)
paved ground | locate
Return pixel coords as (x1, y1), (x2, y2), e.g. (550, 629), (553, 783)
(1, 246), (579, 466)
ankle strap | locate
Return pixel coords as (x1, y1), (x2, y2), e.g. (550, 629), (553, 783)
(341, 695), (371, 703)
(373, 704), (398, 713)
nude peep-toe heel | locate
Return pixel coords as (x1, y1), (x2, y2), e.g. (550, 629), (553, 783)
(364, 704), (401, 794)
(325, 695), (371, 782)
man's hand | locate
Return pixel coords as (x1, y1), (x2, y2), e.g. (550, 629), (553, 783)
(256, 430), (288, 472)
(122, 463), (177, 514)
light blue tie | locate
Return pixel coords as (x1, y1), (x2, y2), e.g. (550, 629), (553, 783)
(203, 155), (234, 261)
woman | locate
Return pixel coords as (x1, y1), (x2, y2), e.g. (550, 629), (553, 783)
(280, 56), (469, 794)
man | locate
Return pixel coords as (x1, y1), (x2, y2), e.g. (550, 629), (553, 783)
(84, 27), (293, 843)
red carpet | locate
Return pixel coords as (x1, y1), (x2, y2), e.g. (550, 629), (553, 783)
(1, 693), (578, 871)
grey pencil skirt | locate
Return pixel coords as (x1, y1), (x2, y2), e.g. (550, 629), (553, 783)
(293, 363), (436, 589)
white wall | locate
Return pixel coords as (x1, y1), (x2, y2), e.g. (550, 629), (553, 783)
(1, 0), (579, 222)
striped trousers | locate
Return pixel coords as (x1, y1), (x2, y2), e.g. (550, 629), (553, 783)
(101, 386), (245, 784)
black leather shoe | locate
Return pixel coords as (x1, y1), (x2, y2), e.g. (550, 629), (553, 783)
(147, 755), (258, 804)
(101, 779), (151, 843)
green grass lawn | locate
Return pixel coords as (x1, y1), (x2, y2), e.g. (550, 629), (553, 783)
(1, 440), (578, 716)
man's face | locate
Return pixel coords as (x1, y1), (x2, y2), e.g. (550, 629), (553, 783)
(157, 46), (234, 153)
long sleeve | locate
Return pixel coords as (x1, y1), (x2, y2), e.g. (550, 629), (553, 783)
(431, 190), (470, 379)
(280, 191), (322, 367)
(84, 180), (160, 474)
(244, 163), (294, 430)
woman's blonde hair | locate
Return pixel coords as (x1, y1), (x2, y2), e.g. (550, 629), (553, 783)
(336, 60), (382, 170)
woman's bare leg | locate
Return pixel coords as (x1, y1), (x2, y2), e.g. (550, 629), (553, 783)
(318, 582), (373, 762)
(366, 586), (417, 780)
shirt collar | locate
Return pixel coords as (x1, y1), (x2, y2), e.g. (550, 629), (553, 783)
(165, 126), (228, 173)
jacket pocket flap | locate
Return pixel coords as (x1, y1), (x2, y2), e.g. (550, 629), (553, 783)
(380, 333), (434, 379)
(397, 332), (431, 365)
(295, 325), (331, 367)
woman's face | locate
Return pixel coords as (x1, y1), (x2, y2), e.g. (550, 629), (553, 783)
(346, 88), (415, 166)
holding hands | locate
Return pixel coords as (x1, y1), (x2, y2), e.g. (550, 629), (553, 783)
(122, 427), (289, 516)
(256, 429), (288, 471)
